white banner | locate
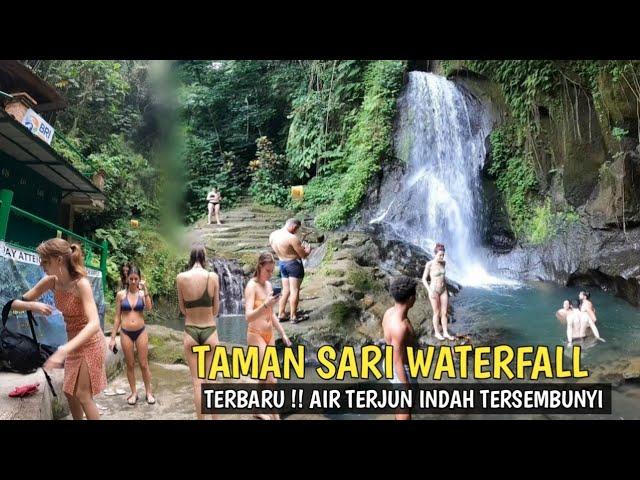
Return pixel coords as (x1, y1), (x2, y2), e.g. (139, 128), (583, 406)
(22, 108), (55, 145)
(0, 241), (102, 277)
(0, 240), (41, 265)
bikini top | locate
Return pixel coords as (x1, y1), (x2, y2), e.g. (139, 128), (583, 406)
(121, 293), (145, 312)
(431, 261), (446, 277)
(184, 272), (213, 309)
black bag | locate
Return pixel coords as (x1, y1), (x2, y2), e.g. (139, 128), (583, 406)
(1, 300), (57, 396)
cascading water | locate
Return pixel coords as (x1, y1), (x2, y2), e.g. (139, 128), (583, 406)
(371, 72), (512, 286)
(210, 259), (245, 314)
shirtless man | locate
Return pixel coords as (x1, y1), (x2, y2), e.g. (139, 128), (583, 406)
(382, 276), (419, 420)
(566, 299), (605, 346)
(556, 299), (573, 323)
(269, 218), (311, 324)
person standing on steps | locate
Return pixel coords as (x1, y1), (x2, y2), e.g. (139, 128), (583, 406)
(11, 239), (107, 420)
(206, 187), (222, 225)
(422, 243), (455, 341)
(269, 218), (311, 324)
(244, 252), (292, 420)
(176, 245), (220, 420)
(109, 264), (155, 406)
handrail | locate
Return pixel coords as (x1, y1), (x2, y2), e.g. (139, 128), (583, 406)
(1, 192), (109, 293)
(10, 204), (102, 250)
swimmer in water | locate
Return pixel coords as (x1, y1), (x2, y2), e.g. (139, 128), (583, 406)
(567, 299), (606, 347)
(556, 299), (572, 324)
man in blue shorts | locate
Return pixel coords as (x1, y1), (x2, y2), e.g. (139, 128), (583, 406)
(269, 218), (311, 324)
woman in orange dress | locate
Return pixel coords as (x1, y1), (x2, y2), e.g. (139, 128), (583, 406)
(11, 238), (107, 420)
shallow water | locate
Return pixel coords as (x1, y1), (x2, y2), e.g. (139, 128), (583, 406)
(453, 282), (640, 367)
(148, 282), (640, 419)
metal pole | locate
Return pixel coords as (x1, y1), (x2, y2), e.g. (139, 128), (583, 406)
(100, 239), (108, 294)
(0, 189), (14, 240)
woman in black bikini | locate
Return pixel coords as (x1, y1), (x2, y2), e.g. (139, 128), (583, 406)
(109, 264), (155, 405)
(206, 187), (222, 225)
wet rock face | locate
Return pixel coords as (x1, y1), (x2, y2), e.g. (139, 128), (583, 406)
(491, 223), (640, 306)
(354, 224), (431, 279)
(584, 148), (640, 229)
(480, 175), (516, 253)
(288, 228), (451, 352)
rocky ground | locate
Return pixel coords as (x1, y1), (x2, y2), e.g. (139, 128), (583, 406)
(184, 201), (471, 354)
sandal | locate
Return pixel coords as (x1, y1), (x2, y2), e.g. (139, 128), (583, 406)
(127, 393), (138, 405)
(291, 313), (308, 324)
(146, 393), (156, 405)
(278, 315), (290, 322)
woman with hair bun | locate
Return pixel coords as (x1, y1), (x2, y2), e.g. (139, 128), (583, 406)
(11, 238), (107, 420)
(421, 243), (454, 341)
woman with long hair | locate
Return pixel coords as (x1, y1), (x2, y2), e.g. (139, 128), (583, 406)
(244, 252), (291, 420)
(11, 238), (107, 420)
(109, 264), (155, 405)
(176, 245), (220, 419)
(119, 262), (132, 290)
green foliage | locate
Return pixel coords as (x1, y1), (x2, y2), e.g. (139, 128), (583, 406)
(22, 60), (173, 302)
(314, 61), (406, 229)
(182, 135), (243, 223)
(286, 60), (366, 179)
(178, 61), (308, 218)
(329, 301), (360, 327)
(527, 200), (554, 245)
(95, 222), (184, 297)
(29, 60), (136, 153)
(612, 126), (629, 141)
(74, 135), (158, 233)
(526, 200), (581, 245)
(293, 174), (343, 211)
(347, 270), (379, 292)
(488, 126), (538, 237)
(466, 60), (559, 127)
(248, 136), (290, 206)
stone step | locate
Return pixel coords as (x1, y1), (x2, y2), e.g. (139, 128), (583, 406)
(199, 220), (282, 229)
(202, 232), (274, 241)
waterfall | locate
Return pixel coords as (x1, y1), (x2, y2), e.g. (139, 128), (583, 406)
(210, 259), (245, 314)
(371, 72), (512, 286)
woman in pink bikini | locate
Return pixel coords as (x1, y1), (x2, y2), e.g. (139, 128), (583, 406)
(11, 238), (107, 420)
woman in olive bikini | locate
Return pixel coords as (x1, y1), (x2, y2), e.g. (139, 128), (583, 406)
(176, 245), (220, 419)
(422, 243), (454, 341)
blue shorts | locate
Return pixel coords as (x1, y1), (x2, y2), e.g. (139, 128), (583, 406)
(279, 259), (304, 279)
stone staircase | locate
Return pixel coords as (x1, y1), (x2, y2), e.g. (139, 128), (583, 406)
(192, 200), (296, 260)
